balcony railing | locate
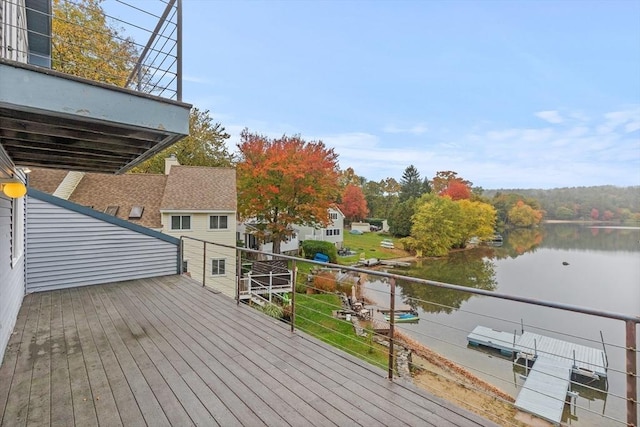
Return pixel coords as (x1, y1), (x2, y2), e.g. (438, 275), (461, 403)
(180, 236), (639, 427)
(1, 0), (182, 100)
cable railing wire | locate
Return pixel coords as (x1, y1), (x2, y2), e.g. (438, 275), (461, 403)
(180, 236), (639, 426)
(3, 0), (182, 101)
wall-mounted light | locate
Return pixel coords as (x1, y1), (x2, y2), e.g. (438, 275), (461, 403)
(0, 179), (27, 198)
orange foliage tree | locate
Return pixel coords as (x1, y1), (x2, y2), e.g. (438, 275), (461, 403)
(339, 184), (368, 223)
(237, 130), (340, 253)
(440, 180), (472, 200)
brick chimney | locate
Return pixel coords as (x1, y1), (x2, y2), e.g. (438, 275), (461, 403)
(164, 154), (180, 175)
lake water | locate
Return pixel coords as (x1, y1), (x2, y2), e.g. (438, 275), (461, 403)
(364, 223), (639, 426)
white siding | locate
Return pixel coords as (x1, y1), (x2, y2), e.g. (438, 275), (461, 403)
(0, 0), (29, 63)
(0, 150), (25, 366)
(164, 211), (237, 297)
(26, 196), (179, 293)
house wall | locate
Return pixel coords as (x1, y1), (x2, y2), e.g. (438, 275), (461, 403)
(0, 148), (25, 365)
(297, 208), (345, 248)
(162, 211), (237, 297)
(0, 0), (29, 63)
(26, 192), (180, 293)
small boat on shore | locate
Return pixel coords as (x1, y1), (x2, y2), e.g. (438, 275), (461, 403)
(379, 308), (419, 323)
(384, 312), (419, 323)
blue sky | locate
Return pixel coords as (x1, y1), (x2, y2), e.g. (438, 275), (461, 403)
(178, 0), (639, 190)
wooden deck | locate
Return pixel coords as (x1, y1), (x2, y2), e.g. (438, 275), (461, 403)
(0, 275), (496, 426)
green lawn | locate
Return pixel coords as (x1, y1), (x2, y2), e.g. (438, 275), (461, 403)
(294, 293), (389, 369)
(340, 231), (407, 264)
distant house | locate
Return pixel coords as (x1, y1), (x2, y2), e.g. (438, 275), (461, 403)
(28, 156), (237, 295)
(239, 206), (345, 254)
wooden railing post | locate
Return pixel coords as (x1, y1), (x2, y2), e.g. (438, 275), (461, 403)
(626, 320), (637, 427)
(388, 277), (395, 380)
(291, 260), (296, 333)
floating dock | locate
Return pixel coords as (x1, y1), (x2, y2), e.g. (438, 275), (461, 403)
(467, 325), (607, 425)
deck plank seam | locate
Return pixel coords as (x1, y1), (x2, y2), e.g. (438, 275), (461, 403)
(128, 278), (317, 427)
(148, 277), (482, 427)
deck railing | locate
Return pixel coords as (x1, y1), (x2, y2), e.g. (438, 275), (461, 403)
(1, 0), (182, 100)
(180, 236), (639, 427)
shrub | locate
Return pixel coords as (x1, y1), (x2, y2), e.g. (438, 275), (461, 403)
(313, 271), (337, 293)
(301, 240), (338, 263)
(262, 302), (284, 319)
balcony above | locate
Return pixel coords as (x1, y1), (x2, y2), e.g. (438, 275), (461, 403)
(0, 59), (190, 173)
(0, 0), (190, 173)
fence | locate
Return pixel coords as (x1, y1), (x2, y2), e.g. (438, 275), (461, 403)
(181, 236), (638, 426)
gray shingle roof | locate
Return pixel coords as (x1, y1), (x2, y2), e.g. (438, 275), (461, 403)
(28, 166), (236, 228)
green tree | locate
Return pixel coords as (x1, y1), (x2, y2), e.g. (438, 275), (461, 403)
(131, 108), (233, 173)
(410, 195), (462, 256)
(52, 0), (137, 85)
(388, 197), (417, 237)
(236, 130), (340, 254)
(399, 165), (425, 202)
(456, 200), (497, 247)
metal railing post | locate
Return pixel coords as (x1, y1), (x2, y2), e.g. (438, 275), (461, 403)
(291, 260), (297, 333)
(202, 240), (206, 287)
(178, 237), (183, 274)
(269, 271), (273, 303)
(236, 248), (241, 305)
(626, 320), (638, 427)
(176, 0), (183, 101)
(388, 277), (395, 380)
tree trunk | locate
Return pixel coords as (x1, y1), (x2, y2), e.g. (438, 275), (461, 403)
(272, 236), (282, 254)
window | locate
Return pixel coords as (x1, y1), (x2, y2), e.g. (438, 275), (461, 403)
(129, 206), (144, 219)
(171, 215), (191, 230)
(330, 212), (338, 220)
(325, 229), (340, 236)
(209, 215), (228, 230)
(211, 258), (226, 276)
(104, 205), (119, 216)
(12, 197), (24, 267)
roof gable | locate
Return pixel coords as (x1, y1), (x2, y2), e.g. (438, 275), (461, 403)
(160, 166), (236, 211)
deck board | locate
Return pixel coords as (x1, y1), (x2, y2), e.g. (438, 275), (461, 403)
(1, 275), (497, 427)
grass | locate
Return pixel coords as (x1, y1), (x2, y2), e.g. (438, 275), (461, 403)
(294, 293), (389, 369)
(340, 231), (408, 264)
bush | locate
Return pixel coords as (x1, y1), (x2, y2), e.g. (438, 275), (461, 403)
(301, 240), (338, 263)
(313, 271), (337, 293)
(262, 302), (284, 319)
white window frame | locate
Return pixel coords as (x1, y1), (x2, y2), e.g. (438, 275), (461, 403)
(170, 215), (192, 230)
(211, 258), (226, 276)
(12, 196), (25, 268)
(209, 215), (228, 230)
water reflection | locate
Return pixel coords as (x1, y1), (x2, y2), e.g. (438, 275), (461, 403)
(396, 250), (497, 314)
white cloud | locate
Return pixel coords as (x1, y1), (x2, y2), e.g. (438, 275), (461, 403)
(183, 75), (210, 84)
(535, 110), (564, 124)
(382, 123), (428, 135)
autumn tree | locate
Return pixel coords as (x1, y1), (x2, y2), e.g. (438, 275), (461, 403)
(363, 177), (400, 218)
(431, 171), (472, 195)
(236, 130), (340, 254)
(507, 201), (543, 227)
(440, 180), (472, 201)
(131, 108), (233, 173)
(339, 184), (368, 223)
(339, 167), (364, 188)
(456, 200), (497, 247)
(408, 195), (462, 257)
(52, 0), (138, 85)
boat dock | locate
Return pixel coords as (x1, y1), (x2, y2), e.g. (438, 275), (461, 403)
(467, 325), (607, 425)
